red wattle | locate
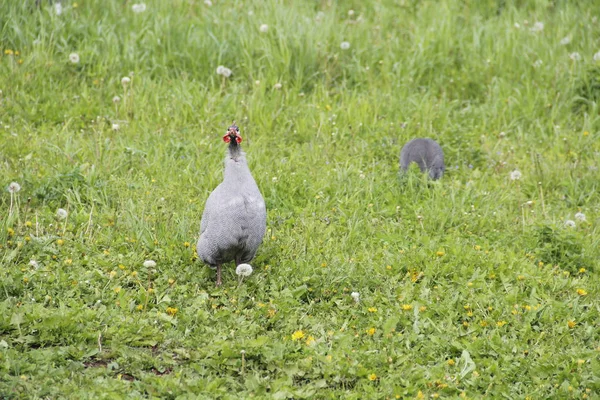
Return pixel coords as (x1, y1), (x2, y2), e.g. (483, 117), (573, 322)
(236, 135), (242, 144)
(223, 134), (231, 143)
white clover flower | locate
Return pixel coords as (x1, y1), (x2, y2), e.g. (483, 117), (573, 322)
(272, 177), (278, 182)
(273, 83), (282, 90)
(565, 220), (576, 228)
(143, 260), (157, 268)
(236, 263), (253, 277)
(560, 36), (571, 45)
(351, 291), (360, 303)
(340, 41), (351, 50)
(121, 76), (131, 86)
(533, 59), (543, 68)
(69, 53), (80, 64)
(594, 51), (600, 62)
(574, 212), (586, 221)
(531, 21), (544, 32)
(259, 24), (269, 33)
(54, 3), (63, 15)
(569, 52), (581, 61)
(348, 9), (355, 16)
(255, 80), (260, 85)
(56, 208), (68, 219)
(514, 22), (520, 29)
(112, 95), (121, 103)
(204, 0), (212, 6)
(131, 3), (147, 13)
(112, 123), (120, 131)
(7, 182), (21, 193)
(29, 260), (39, 269)
(510, 169), (522, 181)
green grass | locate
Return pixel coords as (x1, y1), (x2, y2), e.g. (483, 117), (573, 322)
(1, 0), (600, 398)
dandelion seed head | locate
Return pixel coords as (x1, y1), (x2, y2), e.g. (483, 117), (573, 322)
(7, 182), (21, 193)
(531, 21), (544, 32)
(273, 83), (282, 90)
(340, 41), (351, 50)
(54, 3), (63, 15)
(221, 67), (232, 78)
(560, 36), (571, 45)
(204, 0), (212, 6)
(348, 9), (355, 16)
(56, 208), (68, 219)
(131, 3), (147, 13)
(259, 24), (269, 33)
(594, 51), (600, 62)
(216, 65), (225, 75)
(575, 212), (586, 221)
(69, 53), (80, 64)
(143, 259), (157, 268)
(510, 169), (522, 181)
(569, 52), (581, 61)
(112, 123), (120, 131)
(351, 291), (360, 303)
(29, 260), (39, 269)
(236, 263), (253, 277)
(533, 59), (543, 68)
(565, 220), (576, 228)
(112, 95), (121, 103)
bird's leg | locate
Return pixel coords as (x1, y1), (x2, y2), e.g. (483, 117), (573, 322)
(216, 264), (222, 287)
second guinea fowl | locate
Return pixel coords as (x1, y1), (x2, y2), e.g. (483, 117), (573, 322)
(399, 138), (445, 180)
(196, 124), (267, 286)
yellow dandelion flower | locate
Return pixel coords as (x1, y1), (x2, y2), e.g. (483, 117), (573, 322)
(148, 287), (154, 293)
(577, 288), (587, 296)
(321, 262), (327, 267)
(326, 355), (332, 362)
(524, 305), (532, 311)
(419, 306), (427, 312)
(368, 373), (377, 381)
(447, 359), (455, 366)
(577, 359), (585, 365)
(109, 270), (117, 278)
(432, 394), (439, 399)
(56, 239), (64, 246)
(416, 391), (424, 399)
(467, 282), (473, 287)
(467, 311), (473, 317)
(517, 275), (525, 281)
(267, 308), (276, 318)
(366, 327), (376, 336)
(7, 228), (15, 236)
(436, 251), (445, 257)
(583, 131), (589, 136)
(462, 321), (469, 328)
(305, 335), (315, 346)
(579, 268), (586, 273)
(459, 392), (466, 398)
(131, 271), (138, 277)
(474, 245), (481, 251)
(136, 304), (143, 311)
(184, 242), (190, 247)
(23, 277), (29, 284)
(24, 236), (31, 242)
(325, 104), (332, 111)
(368, 307), (377, 313)
(496, 320), (507, 327)
(291, 330), (305, 341)
(472, 371), (480, 377)
(4, 49), (13, 55)
(64, 259), (72, 266)
(166, 307), (178, 316)
(402, 304), (413, 311)
(114, 286), (121, 293)
(386, 265), (392, 270)
(568, 320), (576, 329)
(168, 278), (175, 285)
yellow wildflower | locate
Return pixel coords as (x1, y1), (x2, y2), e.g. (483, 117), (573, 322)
(291, 330), (305, 341)
(56, 239), (64, 246)
(447, 359), (455, 366)
(366, 327), (376, 336)
(25, 221), (32, 227)
(64, 259), (72, 266)
(416, 391), (424, 399)
(113, 287), (121, 294)
(168, 278), (175, 285)
(109, 270), (117, 278)
(267, 308), (276, 318)
(577, 288), (587, 296)
(131, 271), (138, 277)
(23, 277), (29, 284)
(474, 245), (481, 251)
(436, 251), (445, 257)
(568, 320), (576, 329)
(166, 307), (178, 316)
(419, 306), (427, 312)
(321, 262), (327, 267)
(583, 131), (589, 136)
(136, 304), (143, 311)
(305, 335), (315, 346)
(402, 304), (413, 311)
(467, 282), (473, 287)
(496, 320), (507, 327)
(386, 265), (392, 270)
(368, 307), (377, 313)
(184, 242), (190, 247)
(368, 373), (377, 381)
(462, 321), (469, 328)
(579, 268), (586, 273)
(577, 359), (585, 365)
(7, 228), (15, 236)
(517, 275), (525, 281)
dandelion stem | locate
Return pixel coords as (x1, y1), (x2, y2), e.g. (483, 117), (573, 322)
(98, 331), (103, 353)
(521, 205), (525, 234)
(9, 192), (13, 215)
(538, 182), (546, 217)
(241, 350), (246, 376)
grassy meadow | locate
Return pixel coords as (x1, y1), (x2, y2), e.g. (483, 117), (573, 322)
(1, 0), (600, 398)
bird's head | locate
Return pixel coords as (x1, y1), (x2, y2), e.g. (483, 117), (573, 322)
(223, 124), (242, 144)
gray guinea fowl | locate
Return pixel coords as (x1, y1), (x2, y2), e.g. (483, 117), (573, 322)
(196, 124), (267, 286)
(399, 138), (445, 180)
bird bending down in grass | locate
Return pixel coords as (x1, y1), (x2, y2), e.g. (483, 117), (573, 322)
(197, 123), (267, 286)
(399, 138), (445, 180)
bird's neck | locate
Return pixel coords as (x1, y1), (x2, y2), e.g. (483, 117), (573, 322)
(228, 141), (242, 160)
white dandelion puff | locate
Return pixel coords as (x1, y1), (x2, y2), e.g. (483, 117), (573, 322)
(7, 182), (21, 193)
(121, 76), (131, 86)
(560, 36), (571, 45)
(69, 53), (80, 64)
(533, 59), (543, 68)
(574, 212), (586, 221)
(204, 0), (212, 6)
(143, 260), (157, 268)
(54, 3), (63, 15)
(510, 169), (522, 181)
(351, 291), (360, 303)
(56, 208), (68, 219)
(565, 220), (576, 228)
(112, 96), (121, 103)
(216, 65), (225, 75)
(348, 9), (355, 16)
(259, 24), (269, 33)
(530, 21), (544, 32)
(29, 260), (39, 269)
(235, 263), (253, 277)
(221, 67), (232, 78)
(514, 22), (520, 29)
(569, 52), (581, 61)
(131, 3), (147, 13)
(112, 123), (120, 131)
(340, 41), (351, 50)
(594, 51), (600, 62)
(273, 83), (282, 90)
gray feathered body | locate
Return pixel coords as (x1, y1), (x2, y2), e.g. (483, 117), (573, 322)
(400, 138), (445, 180)
(197, 146), (266, 267)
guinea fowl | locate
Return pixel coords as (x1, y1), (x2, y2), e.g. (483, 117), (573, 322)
(196, 124), (267, 286)
(399, 138), (445, 180)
